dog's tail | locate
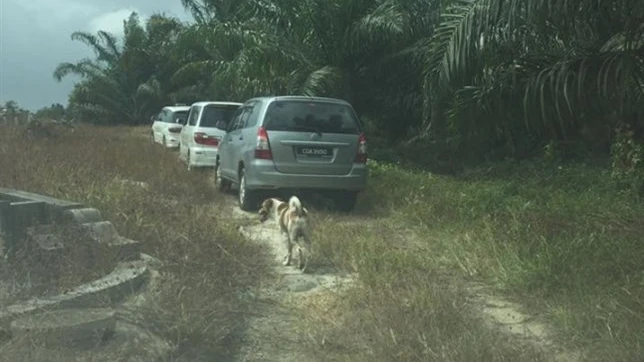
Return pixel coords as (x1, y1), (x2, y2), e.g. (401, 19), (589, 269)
(289, 196), (305, 216)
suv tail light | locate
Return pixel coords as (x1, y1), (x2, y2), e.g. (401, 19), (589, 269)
(194, 132), (219, 146)
(254, 126), (272, 159)
(168, 126), (182, 133)
(354, 132), (367, 163)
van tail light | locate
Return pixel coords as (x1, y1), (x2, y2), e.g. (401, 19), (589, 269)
(194, 132), (219, 146)
(354, 132), (367, 163)
(168, 127), (182, 133)
(254, 126), (273, 159)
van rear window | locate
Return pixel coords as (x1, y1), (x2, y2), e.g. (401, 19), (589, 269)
(200, 105), (239, 127)
(264, 101), (360, 134)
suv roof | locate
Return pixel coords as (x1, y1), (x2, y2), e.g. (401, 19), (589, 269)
(246, 95), (351, 105)
(163, 106), (191, 112)
(190, 101), (243, 107)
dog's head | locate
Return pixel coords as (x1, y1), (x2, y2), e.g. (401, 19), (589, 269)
(258, 198), (274, 223)
(258, 198), (289, 223)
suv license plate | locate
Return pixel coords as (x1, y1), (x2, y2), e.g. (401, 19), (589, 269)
(296, 146), (331, 157)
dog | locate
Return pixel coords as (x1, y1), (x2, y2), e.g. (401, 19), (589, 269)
(258, 196), (312, 272)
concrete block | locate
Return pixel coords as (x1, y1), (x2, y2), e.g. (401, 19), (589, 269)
(26, 225), (63, 251)
(6, 201), (47, 254)
(109, 237), (141, 261)
(78, 221), (141, 261)
(11, 201), (47, 224)
(62, 208), (104, 224)
(80, 221), (120, 244)
(0, 201), (11, 255)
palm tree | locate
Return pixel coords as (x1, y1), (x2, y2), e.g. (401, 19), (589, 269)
(173, 0), (439, 138)
(55, 13), (187, 124)
(423, 0), (644, 158)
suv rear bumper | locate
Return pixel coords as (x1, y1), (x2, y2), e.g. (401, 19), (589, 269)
(244, 160), (367, 191)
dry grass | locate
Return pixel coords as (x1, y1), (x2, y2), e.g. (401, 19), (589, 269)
(2, 122), (641, 361)
(0, 123), (271, 359)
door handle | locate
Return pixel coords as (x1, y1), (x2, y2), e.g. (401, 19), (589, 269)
(227, 137), (232, 141)
(238, 135), (244, 140)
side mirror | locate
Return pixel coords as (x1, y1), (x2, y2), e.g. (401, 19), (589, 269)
(215, 120), (227, 130)
(150, 115), (155, 122)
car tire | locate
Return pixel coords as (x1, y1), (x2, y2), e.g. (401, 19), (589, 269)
(162, 136), (167, 147)
(334, 191), (358, 212)
(186, 151), (192, 170)
(238, 167), (258, 211)
(150, 132), (155, 144)
(214, 159), (231, 192)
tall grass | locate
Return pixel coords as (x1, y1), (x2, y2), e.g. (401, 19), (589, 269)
(0, 123), (271, 359)
(309, 158), (644, 361)
(2, 123), (641, 361)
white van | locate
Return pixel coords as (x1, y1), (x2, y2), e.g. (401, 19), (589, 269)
(150, 105), (190, 148)
(178, 101), (242, 170)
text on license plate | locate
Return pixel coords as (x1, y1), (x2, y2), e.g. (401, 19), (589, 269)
(297, 147), (332, 157)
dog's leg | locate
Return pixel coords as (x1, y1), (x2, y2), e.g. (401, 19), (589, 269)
(298, 232), (311, 273)
(297, 246), (306, 272)
(282, 232), (292, 266)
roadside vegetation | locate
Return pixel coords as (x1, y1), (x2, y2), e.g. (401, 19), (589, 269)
(2, 0), (643, 360)
(309, 157), (644, 361)
(0, 124), (271, 360)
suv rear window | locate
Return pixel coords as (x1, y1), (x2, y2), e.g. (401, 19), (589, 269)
(174, 110), (189, 124)
(264, 101), (360, 134)
(200, 104), (240, 128)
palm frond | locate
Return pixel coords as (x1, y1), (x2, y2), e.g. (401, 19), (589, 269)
(70, 32), (117, 64)
(97, 31), (121, 60)
(299, 66), (343, 96)
(348, 0), (409, 55)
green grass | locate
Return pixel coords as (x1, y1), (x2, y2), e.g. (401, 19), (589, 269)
(0, 123), (271, 360)
(306, 158), (644, 361)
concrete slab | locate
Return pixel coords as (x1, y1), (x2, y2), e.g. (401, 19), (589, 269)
(0, 188), (85, 227)
(1, 320), (172, 362)
(0, 260), (149, 328)
(10, 308), (116, 349)
(0, 188), (84, 210)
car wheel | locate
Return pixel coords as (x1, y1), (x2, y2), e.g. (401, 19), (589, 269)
(150, 132), (155, 144)
(214, 159), (231, 192)
(334, 191), (358, 212)
(162, 136), (167, 147)
(186, 151), (192, 170)
(238, 168), (258, 211)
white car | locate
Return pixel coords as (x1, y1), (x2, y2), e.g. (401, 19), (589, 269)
(179, 101), (242, 169)
(151, 105), (191, 148)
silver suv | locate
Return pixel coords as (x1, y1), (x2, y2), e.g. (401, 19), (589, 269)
(215, 96), (368, 211)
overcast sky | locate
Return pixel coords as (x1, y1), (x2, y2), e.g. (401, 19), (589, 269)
(0, 0), (192, 111)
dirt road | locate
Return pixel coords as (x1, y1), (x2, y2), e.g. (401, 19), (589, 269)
(230, 205), (355, 362)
